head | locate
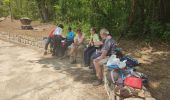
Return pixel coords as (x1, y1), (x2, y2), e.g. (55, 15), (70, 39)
(68, 27), (72, 32)
(58, 24), (64, 29)
(100, 28), (109, 40)
(77, 28), (82, 36)
(90, 27), (97, 34)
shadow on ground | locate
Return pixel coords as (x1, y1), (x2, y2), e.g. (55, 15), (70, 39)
(36, 57), (95, 84)
(119, 40), (170, 100)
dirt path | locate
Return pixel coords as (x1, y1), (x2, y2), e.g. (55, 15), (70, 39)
(0, 40), (107, 100)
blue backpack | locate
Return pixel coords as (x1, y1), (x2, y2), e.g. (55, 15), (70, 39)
(120, 55), (139, 68)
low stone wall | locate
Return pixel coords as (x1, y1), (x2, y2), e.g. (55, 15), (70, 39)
(0, 31), (45, 49)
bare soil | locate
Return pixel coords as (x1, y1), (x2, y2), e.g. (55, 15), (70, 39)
(0, 17), (170, 100)
(0, 39), (107, 100)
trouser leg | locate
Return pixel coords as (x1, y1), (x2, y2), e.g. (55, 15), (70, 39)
(53, 35), (62, 55)
(45, 37), (51, 50)
(84, 47), (91, 65)
(86, 47), (96, 66)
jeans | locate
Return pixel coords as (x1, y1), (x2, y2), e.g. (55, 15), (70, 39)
(84, 46), (96, 66)
(53, 35), (63, 55)
(45, 37), (53, 50)
(67, 40), (74, 47)
(90, 51), (101, 73)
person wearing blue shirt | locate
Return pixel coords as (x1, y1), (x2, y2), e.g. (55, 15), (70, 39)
(67, 27), (74, 46)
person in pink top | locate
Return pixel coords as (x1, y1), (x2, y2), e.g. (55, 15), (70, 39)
(69, 28), (85, 64)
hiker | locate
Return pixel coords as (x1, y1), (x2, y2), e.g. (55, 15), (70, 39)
(92, 28), (116, 86)
(84, 27), (101, 67)
(52, 24), (64, 56)
(44, 28), (55, 55)
(69, 28), (85, 64)
(66, 27), (74, 47)
(89, 33), (112, 71)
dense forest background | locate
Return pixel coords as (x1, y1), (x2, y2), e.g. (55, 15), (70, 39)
(0, 0), (170, 42)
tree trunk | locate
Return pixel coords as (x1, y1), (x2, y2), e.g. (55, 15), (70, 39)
(139, 0), (145, 33)
(36, 0), (49, 22)
(9, 1), (13, 22)
(128, 0), (137, 26)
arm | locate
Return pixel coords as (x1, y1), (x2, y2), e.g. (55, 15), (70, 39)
(93, 34), (101, 46)
(93, 41), (103, 46)
(95, 40), (111, 60)
(48, 28), (55, 37)
(71, 32), (75, 39)
(73, 35), (78, 46)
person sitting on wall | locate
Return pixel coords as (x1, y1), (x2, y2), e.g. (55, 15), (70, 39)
(66, 27), (75, 47)
(92, 28), (116, 86)
(69, 28), (85, 64)
(52, 24), (64, 56)
(84, 27), (101, 67)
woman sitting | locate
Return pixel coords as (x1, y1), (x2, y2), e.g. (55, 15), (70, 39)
(84, 27), (101, 67)
(69, 28), (85, 64)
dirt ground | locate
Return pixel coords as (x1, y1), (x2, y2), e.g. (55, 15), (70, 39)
(0, 39), (108, 100)
(0, 17), (170, 100)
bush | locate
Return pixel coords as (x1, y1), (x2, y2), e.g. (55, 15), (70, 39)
(163, 31), (170, 43)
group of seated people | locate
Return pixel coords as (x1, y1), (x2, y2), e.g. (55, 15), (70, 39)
(44, 24), (117, 86)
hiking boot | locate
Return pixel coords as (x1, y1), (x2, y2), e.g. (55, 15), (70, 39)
(52, 53), (55, 56)
(60, 55), (69, 60)
(84, 64), (89, 67)
(44, 51), (47, 55)
(89, 65), (93, 69)
(70, 60), (76, 64)
(93, 79), (103, 86)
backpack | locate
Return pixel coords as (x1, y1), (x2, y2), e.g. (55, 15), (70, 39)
(120, 56), (139, 68)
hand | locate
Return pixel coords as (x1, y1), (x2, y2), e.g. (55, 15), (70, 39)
(73, 43), (77, 46)
(90, 42), (94, 46)
(94, 57), (101, 62)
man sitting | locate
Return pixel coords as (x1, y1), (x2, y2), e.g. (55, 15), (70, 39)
(93, 28), (116, 86)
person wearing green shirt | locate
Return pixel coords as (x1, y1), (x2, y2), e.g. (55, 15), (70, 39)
(84, 27), (101, 67)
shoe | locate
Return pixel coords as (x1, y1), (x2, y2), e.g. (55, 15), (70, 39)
(71, 60), (76, 64)
(52, 53), (55, 56)
(84, 64), (89, 67)
(93, 79), (103, 86)
(44, 51), (47, 55)
(89, 66), (93, 69)
(60, 55), (69, 60)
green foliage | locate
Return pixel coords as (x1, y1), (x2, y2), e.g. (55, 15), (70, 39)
(0, 0), (170, 43)
(162, 23), (170, 42)
(3, 0), (10, 5)
(150, 21), (164, 38)
(1, 0), (39, 19)
(163, 31), (170, 42)
(0, 1), (8, 17)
